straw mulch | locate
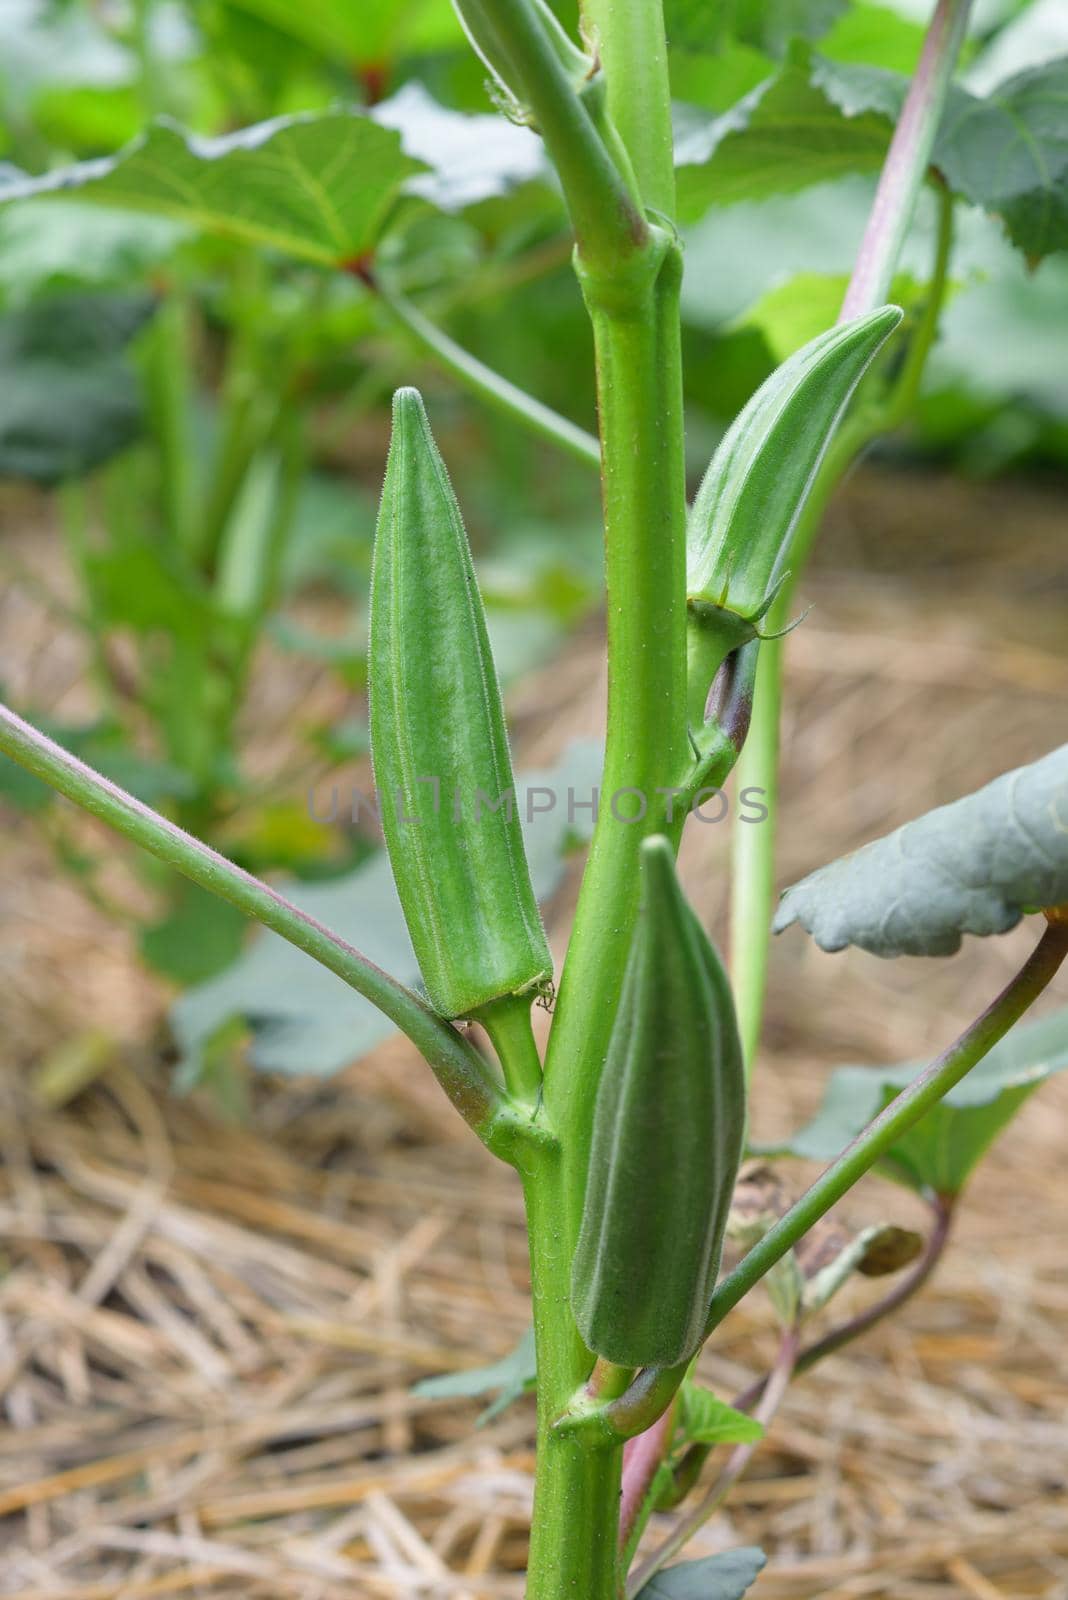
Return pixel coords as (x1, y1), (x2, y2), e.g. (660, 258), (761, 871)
(1, 465), (1067, 1599)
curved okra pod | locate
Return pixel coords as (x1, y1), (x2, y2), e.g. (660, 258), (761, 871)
(570, 837), (746, 1368)
(369, 388), (553, 1023)
(686, 305), (903, 717)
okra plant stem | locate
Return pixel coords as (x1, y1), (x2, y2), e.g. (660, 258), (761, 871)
(578, 0), (676, 220)
(0, 703), (533, 1161)
(463, 1), (689, 1591)
(458, 0), (647, 275)
(728, 634), (782, 1073)
(627, 1329), (800, 1595)
(841, 0), (973, 320)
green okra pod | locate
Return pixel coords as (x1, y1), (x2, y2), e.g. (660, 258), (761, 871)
(570, 836), (746, 1368)
(369, 388), (553, 1021)
(686, 304), (903, 713)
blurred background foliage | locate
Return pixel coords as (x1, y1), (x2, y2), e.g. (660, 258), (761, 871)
(0, 0), (1065, 1061)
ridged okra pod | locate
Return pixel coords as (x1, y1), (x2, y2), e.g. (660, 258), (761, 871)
(686, 305), (903, 721)
(369, 388), (553, 1021)
(570, 836), (746, 1368)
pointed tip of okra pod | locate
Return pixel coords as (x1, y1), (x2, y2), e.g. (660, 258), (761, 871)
(391, 385), (427, 422)
(857, 302), (904, 334)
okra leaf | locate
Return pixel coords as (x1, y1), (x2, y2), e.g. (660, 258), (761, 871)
(677, 46), (1068, 260)
(141, 884), (250, 986)
(171, 740), (604, 1078)
(635, 1547), (766, 1599)
(678, 1384), (765, 1446)
(216, 0), (460, 66)
(777, 1004), (1068, 1195)
(0, 114), (425, 267)
(372, 84), (546, 213)
(934, 57), (1068, 259)
(414, 1324), (536, 1423)
(665, 0), (846, 57)
(0, 291), (153, 482)
(773, 742), (1068, 955)
(675, 50), (893, 215)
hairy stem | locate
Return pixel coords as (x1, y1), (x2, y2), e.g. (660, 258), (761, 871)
(841, 0), (973, 320)
(480, 994), (545, 1106)
(0, 702), (529, 1159)
(579, 0), (676, 220)
(728, 635), (781, 1074)
(459, 0), (647, 274)
(455, 2), (690, 1593)
(375, 277), (601, 468)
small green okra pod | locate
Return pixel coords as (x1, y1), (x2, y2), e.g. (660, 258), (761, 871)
(570, 837), (746, 1369)
(686, 305), (903, 696)
(369, 388), (553, 1022)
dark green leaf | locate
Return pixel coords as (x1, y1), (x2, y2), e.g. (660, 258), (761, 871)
(414, 1325), (536, 1423)
(0, 292), (152, 483)
(675, 51), (892, 217)
(85, 541), (213, 636)
(0, 114), (424, 267)
(636, 1547), (766, 1599)
(141, 883), (249, 984)
(676, 48), (1068, 260)
(935, 57), (1068, 259)
(779, 1005), (1068, 1195)
(665, 0), (844, 56)
(170, 741), (604, 1078)
(678, 1384), (765, 1446)
(774, 743), (1068, 955)
(220, 0), (460, 65)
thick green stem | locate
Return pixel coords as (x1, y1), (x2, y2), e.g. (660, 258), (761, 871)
(543, 226), (689, 1283)
(0, 702), (532, 1161)
(454, 3), (689, 1592)
(376, 277), (600, 468)
(144, 291), (197, 558)
(525, 1155), (623, 1600)
(457, 0), (647, 275)
(579, 0), (676, 220)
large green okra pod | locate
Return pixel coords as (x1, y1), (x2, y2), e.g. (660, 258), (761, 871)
(369, 388), (552, 1021)
(570, 837), (745, 1368)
